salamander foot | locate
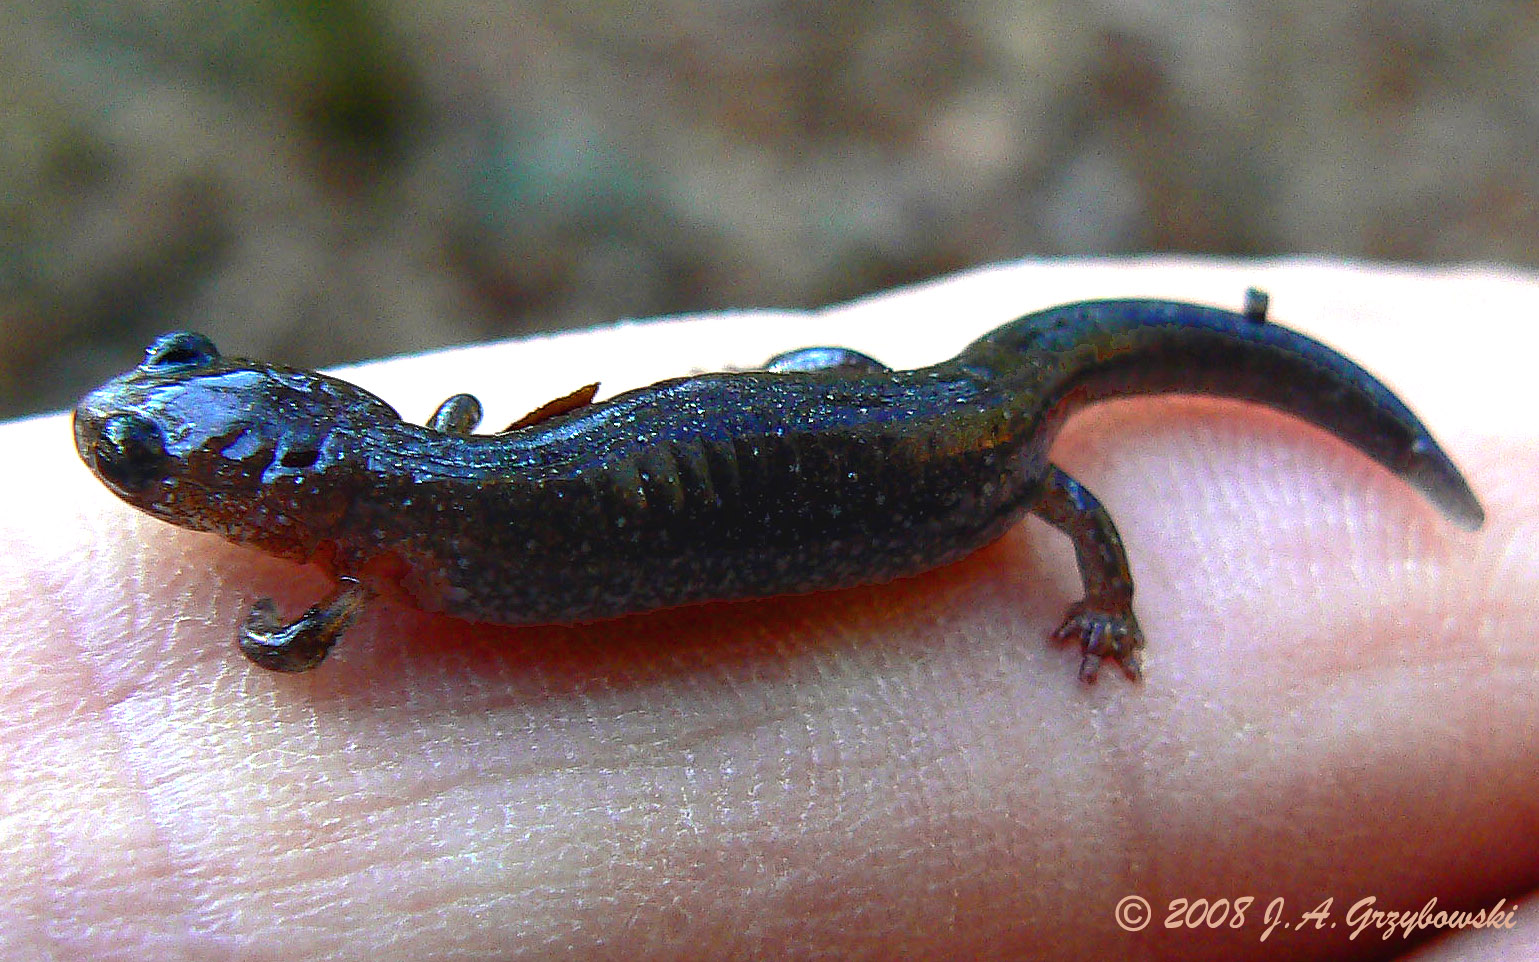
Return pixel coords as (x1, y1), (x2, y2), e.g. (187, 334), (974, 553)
(1031, 464), (1145, 682)
(1052, 600), (1145, 683)
(238, 577), (372, 672)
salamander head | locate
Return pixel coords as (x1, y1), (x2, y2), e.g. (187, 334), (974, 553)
(74, 332), (397, 555)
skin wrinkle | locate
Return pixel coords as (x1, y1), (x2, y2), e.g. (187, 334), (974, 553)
(22, 595), (207, 955)
(62, 529), (457, 955)
(1082, 402), (1474, 678)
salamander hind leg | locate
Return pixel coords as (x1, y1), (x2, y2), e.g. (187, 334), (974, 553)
(238, 578), (373, 672)
(1031, 465), (1145, 683)
(763, 346), (890, 374)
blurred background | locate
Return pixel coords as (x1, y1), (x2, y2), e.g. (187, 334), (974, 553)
(4, 0), (1537, 418)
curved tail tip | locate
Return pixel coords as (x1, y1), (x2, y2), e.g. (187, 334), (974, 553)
(1406, 437), (1485, 531)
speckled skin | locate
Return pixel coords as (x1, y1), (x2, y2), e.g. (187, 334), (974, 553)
(73, 296), (1483, 677)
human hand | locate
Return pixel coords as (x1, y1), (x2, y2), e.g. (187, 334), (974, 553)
(1, 259), (1533, 960)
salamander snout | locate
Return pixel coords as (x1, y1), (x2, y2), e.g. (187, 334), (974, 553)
(77, 411), (170, 496)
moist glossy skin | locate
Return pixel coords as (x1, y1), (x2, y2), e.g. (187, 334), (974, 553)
(73, 294), (1484, 677)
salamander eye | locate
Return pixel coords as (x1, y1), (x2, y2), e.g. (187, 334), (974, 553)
(141, 332), (219, 372)
(93, 413), (169, 494)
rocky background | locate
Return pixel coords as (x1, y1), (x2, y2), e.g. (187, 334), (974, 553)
(4, 0), (1537, 417)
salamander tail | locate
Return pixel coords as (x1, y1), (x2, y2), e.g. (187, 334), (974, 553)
(963, 291), (1484, 531)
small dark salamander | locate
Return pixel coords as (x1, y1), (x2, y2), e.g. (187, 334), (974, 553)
(74, 291), (1484, 679)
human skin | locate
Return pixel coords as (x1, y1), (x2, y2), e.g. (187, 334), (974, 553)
(0, 259), (1534, 961)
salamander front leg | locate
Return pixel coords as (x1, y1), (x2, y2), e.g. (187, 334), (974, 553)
(238, 577), (373, 672)
(1032, 465), (1145, 683)
(428, 394), (484, 434)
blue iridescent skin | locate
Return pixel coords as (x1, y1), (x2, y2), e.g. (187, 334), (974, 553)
(72, 291), (1483, 678)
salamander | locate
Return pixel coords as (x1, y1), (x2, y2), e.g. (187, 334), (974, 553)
(72, 290), (1484, 679)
